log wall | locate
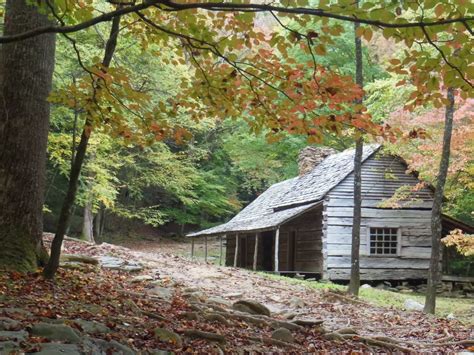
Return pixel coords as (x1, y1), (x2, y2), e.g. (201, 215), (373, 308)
(323, 154), (435, 280)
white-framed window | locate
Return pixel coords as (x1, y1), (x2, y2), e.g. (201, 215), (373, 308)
(368, 227), (400, 256)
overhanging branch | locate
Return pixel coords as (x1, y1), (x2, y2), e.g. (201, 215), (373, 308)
(0, 0), (472, 44)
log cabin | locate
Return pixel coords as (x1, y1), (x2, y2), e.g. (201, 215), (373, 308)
(188, 145), (474, 281)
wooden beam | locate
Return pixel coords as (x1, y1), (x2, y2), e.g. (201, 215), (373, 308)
(219, 235), (224, 266)
(253, 233), (259, 271)
(234, 234), (239, 267)
(204, 235), (208, 262)
(191, 236), (195, 259)
(274, 228), (280, 272)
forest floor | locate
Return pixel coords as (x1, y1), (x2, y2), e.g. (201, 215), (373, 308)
(1, 235), (473, 354)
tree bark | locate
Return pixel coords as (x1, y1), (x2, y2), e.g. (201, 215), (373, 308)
(348, 3), (363, 296)
(0, 0), (55, 272)
(82, 201), (94, 242)
(424, 87), (455, 314)
(43, 15), (121, 279)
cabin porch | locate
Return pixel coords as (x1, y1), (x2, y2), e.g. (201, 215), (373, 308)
(223, 205), (324, 275)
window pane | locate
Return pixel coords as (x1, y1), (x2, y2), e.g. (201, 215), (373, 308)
(369, 227), (399, 255)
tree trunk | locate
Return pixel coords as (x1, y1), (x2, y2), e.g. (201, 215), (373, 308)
(82, 201), (94, 242)
(348, 3), (364, 296)
(93, 206), (104, 244)
(43, 15), (121, 279)
(0, 0), (55, 272)
(424, 87), (455, 314)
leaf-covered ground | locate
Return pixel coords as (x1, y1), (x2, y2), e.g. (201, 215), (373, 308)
(1, 235), (472, 353)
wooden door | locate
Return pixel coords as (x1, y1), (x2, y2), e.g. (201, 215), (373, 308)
(239, 235), (247, 267)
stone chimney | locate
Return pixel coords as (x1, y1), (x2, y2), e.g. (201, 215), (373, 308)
(298, 146), (337, 176)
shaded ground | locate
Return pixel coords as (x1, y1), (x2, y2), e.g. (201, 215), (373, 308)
(1, 235), (472, 353)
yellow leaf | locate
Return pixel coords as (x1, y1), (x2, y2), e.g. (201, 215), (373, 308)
(363, 28), (373, 42)
(355, 26), (365, 38)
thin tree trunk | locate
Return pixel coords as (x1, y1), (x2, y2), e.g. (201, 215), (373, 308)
(43, 15), (121, 279)
(82, 201), (94, 242)
(93, 205), (104, 244)
(0, 0), (55, 272)
(424, 87), (455, 314)
(348, 2), (364, 296)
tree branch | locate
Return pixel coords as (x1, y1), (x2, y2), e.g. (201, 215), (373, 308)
(0, 0), (472, 44)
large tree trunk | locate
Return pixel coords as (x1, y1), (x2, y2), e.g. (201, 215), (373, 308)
(0, 1), (55, 272)
(348, 2), (364, 296)
(424, 87), (455, 314)
(43, 15), (121, 279)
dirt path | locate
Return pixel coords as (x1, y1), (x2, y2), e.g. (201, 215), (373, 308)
(58, 236), (473, 351)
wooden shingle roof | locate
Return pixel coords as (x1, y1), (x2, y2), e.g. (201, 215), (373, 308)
(187, 144), (380, 237)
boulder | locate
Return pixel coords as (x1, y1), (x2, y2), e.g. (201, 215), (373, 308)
(131, 275), (154, 283)
(30, 323), (81, 343)
(181, 312), (198, 321)
(73, 319), (110, 334)
(203, 313), (230, 326)
(404, 299), (424, 312)
(292, 318), (324, 327)
(154, 328), (183, 348)
(0, 317), (21, 331)
(232, 300), (270, 316)
(207, 297), (231, 307)
(0, 341), (20, 352)
(0, 330), (28, 342)
(289, 297), (305, 309)
(147, 286), (173, 301)
(182, 291), (207, 303)
(85, 337), (135, 355)
(35, 343), (81, 355)
(360, 284), (372, 289)
(271, 328), (294, 343)
(61, 254), (99, 265)
(1, 308), (32, 318)
(223, 292), (243, 298)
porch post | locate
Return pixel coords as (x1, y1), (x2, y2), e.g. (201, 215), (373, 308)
(233, 234), (239, 267)
(191, 236), (195, 259)
(274, 227), (280, 272)
(253, 232), (259, 271)
(219, 235), (224, 266)
(204, 235), (208, 262)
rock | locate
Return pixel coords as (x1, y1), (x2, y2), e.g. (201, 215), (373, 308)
(182, 291), (207, 303)
(207, 297), (231, 307)
(0, 330), (28, 342)
(0, 341), (19, 352)
(399, 289), (414, 294)
(289, 297), (305, 309)
(99, 256), (143, 272)
(122, 264), (143, 272)
(446, 313), (456, 320)
(203, 313), (230, 326)
(30, 323), (81, 343)
(61, 254), (99, 265)
(35, 343), (81, 355)
(99, 256), (124, 269)
(183, 329), (226, 344)
(223, 292), (243, 298)
(271, 320), (303, 331)
(404, 299), (424, 312)
(1, 308), (32, 318)
(181, 312), (198, 320)
(283, 312), (297, 320)
(183, 287), (200, 293)
(131, 275), (154, 283)
(60, 262), (89, 271)
(154, 328), (183, 348)
(0, 317), (21, 331)
(85, 337), (135, 355)
(292, 318), (324, 327)
(232, 300), (270, 316)
(271, 328), (294, 343)
(73, 319), (110, 334)
(150, 349), (173, 355)
(360, 284), (372, 289)
(147, 286), (173, 301)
